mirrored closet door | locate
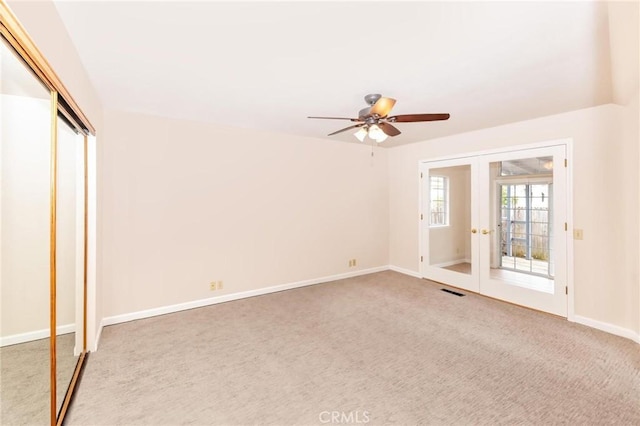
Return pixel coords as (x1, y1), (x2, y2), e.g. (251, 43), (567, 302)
(0, 35), (53, 426)
(0, 32), (89, 426)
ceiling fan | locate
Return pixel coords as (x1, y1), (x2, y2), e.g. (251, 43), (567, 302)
(308, 94), (450, 143)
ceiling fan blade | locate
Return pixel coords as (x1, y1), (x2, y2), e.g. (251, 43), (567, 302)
(369, 97), (396, 117)
(389, 113), (450, 122)
(308, 116), (361, 122)
(378, 122), (401, 137)
(327, 123), (365, 136)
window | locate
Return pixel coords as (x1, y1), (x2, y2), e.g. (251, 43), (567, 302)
(430, 176), (449, 226)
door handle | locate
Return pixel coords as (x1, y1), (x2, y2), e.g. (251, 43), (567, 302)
(471, 228), (477, 234)
(482, 229), (490, 235)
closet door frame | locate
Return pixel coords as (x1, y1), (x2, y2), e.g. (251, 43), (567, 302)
(1, 4), (96, 425)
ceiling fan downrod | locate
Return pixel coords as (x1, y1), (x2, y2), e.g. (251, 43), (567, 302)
(359, 94), (382, 118)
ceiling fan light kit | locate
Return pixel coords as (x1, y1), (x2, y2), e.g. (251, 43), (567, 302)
(367, 124), (388, 143)
(354, 127), (368, 142)
(308, 94), (450, 143)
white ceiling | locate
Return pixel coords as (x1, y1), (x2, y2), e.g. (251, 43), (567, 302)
(52, 1), (613, 147)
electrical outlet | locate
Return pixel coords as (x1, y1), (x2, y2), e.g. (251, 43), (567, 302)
(348, 259), (357, 267)
(217, 281), (223, 290)
(573, 229), (584, 240)
(210, 282), (217, 291)
(352, 259), (357, 267)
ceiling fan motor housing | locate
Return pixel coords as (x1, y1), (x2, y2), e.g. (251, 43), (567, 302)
(359, 107), (372, 118)
(364, 93), (382, 105)
(359, 94), (382, 118)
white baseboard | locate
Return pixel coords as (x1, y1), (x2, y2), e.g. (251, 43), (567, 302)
(388, 265), (421, 278)
(571, 315), (640, 344)
(101, 266), (389, 329)
(0, 323), (76, 347)
(94, 266), (640, 349)
(389, 266), (639, 345)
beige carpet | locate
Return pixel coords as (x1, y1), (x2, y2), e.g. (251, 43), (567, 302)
(0, 333), (77, 425)
(64, 271), (639, 425)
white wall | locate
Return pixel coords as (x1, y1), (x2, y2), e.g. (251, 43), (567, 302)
(389, 103), (639, 334)
(607, 0), (639, 337)
(607, 1), (639, 106)
(613, 88), (639, 337)
(608, 0), (639, 339)
(100, 110), (389, 317)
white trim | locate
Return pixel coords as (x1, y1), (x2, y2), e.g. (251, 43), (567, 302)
(418, 138), (574, 317)
(101, 266), (389, 327)
(565, 140), (576, 321)
(418, 162), (425, 278)
(494, 175), (553, 185)
(417, 138), (572, 165)
(94, 263), (638, 348)
(388, 265), (421, 278)
(93, 318), (104, 352)
(74, 133), (86, 356)
(572, 315), (640, 344)
(1, 323), (75, 347)
(86, 135), (98, 352)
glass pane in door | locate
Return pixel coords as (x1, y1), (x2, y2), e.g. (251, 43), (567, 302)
(429, 165), (472, 275)
(489, 156), (554, 293)
(500, 182), (553, 276)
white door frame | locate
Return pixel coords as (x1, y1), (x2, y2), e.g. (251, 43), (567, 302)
(86, 135), (98, 351)
(418, 138), (574, 318)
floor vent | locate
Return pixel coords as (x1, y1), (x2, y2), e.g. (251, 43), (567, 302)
(441, 288), (465, 297)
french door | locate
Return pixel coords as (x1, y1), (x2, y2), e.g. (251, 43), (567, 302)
(420, 145), (568, 316)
